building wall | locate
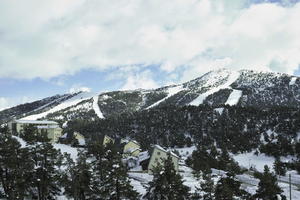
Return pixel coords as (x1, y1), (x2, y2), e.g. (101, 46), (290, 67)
(9, 122), (62, 143)
(123, 141), (140, 157)
(16, 123), (23, 133)
(52, 127), (63, 143)
(37, 127), (62, 143)
(147, 147), (179, 174)
(103, 135), (115, 146)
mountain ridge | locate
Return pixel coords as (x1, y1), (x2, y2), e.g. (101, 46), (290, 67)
(1, 68), (299, 124)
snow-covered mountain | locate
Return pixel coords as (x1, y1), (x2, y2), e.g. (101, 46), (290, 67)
(1, 68), (300, 124)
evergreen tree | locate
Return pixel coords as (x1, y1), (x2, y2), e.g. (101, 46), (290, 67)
(186, 145), (213, 173)
(87, 140), (106, 180)
(273, 157), (286, 176)
(28, 143), (63, 199)
(200, 173), (215, 200)
(214, 172), (250, 200)
(0, 133), (34, 199)
(145, 154), (190, 200)
(254, 165), (286, 200)
(193, 172), (215, 200)
(63, 151), (94, 200)
(91, 142), (139, 199)
(20, 124), (50, 144)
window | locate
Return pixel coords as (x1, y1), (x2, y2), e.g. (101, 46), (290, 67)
(157, 152), (161, 155)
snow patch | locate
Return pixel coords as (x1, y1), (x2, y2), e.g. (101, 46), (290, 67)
(225, 89), (242, 106)
(53, 144), (79, 161)
(214, 108), (224, 115)
(175, 146), (196, 160)
(190, 71), (240, 106)
(233, 151), (275, 172)
(92, 95), (104, 119)
(129, 178), (147, 196)
(12, 136), (27, 148)
(146, 85), (183, 109)
(289, 77), (297, 86)
(22, 92), (95, 120)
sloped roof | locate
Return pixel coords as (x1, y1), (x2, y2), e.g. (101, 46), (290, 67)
(14, 119), (58, 125)
(153, 145), (179, 158)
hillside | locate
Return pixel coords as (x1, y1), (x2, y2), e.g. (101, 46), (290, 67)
(1, 68), (300, 125)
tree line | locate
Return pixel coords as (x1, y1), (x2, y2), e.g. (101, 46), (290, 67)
(65, 105), (300, 173)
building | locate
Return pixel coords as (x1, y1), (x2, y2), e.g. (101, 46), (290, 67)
(140, 145), (179, 174)
(59, 131), (86, 146)
(8, 119), (62, 143)
(102, 135), (115, 146)
(121, 139), (141, 158)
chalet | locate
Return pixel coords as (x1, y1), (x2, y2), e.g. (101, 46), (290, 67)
(121, 139), (141, 158)
(8, 119), (62, 143)
(59, 131), (86, 147)
(140, 145), (179, 174)
(102, 135), (115, 146)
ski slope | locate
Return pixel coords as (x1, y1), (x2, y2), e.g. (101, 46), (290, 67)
(146, 85), (183, 109)
(190, 70), (240, 106)
(92, 95), (104, 119)
(289, 77), (297, 86)
(22, 92), (95, 120)
(225, 89), (242, 106)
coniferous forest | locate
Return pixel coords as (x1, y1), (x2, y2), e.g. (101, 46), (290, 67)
(1, 104), (298, 199)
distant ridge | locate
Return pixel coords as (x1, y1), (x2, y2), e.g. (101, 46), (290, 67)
(1, 69), (300, 124)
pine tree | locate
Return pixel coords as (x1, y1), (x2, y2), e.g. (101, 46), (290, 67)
(273, 157), (286, 176)
(145, 153), (190, 200)
(254, 165), (286, 200)
(87, 140), (106, 180)
(20, 124), (50, 144)
(214, 172), (250, 200)
(91, 142), (139, 199)
(200, 173), (215, 200)
(0, 133), (34, 199)
(63, 151), (94, 200)
(28, 143), (63, 199)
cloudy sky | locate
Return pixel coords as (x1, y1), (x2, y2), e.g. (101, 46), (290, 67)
(1, 0), (300, 110)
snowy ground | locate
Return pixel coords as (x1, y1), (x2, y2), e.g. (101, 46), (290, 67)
(92, 95), (104, 119)
(190, 70), (240, 106)
(146, 85), (183, 109)
(233, 151), (275, 172)
(225, 89), (242, 106)
(128, 162), (300, 199)
(289, 77), (297, 86)
(175, 146), (197, 160)
(53, 143), (79, 161)
(22, 91), (95, 120)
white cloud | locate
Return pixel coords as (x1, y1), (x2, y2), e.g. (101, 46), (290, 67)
(69, 84), (91, 94)
(0, 0), (300, 83)
(0, 96), (34, 111)
(121, 70), (158, 90)
(0, 97), (10, 111)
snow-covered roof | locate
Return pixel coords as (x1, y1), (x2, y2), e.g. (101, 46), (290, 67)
(124, 147), (141, 154)
(153, 145), (179, 158)
(60, 133), (68, 139)
(138, 151), (150, 162)
(14, 119), (58, 125)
